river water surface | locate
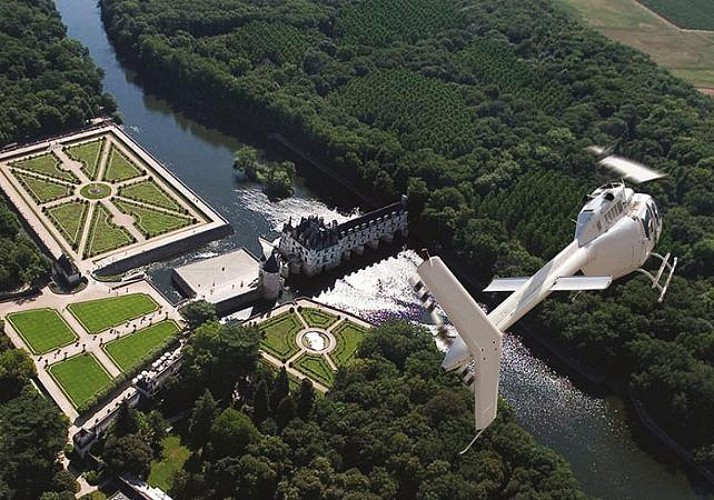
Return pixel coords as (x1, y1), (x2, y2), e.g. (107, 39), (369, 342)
(56, 1), (708, 497)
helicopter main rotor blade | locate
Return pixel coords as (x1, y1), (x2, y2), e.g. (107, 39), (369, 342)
(597, 154), (666, 184)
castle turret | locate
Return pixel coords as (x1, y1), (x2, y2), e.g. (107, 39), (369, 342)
(259, 251), (283, 300)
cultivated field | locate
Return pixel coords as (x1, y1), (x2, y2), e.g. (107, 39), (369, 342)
(48, 353), (113, 408)
(103, 320), (179, 372)
(639, 0), (714, 31)
(6, 308), (77, 354)
(556, 0), (714, 89)
(68, 293), (159, 334)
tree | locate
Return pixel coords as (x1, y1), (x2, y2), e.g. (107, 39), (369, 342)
(270, 367), (289, 412)
(0, 347), (35, 402)
(296, 378), (315, 420)
(189, 389), (218, 448)
(51, 469), (79, 495)
(140, 410), (167, 457)
(0, 389), (68, 498)
(209, 408), (259, 458)
(275, 395), (297, 431)
(103, 435), (153, 478)
(181, 300), (217, 330)
(113, 401), (139, 437)
(252, 380), (270, 425)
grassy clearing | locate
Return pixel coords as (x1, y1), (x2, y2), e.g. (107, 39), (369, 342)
(258, 311), (303, 361)
(103, 320), (179, 372)
(84, 202), (135, 258)
(10, 152), (78, 183)
(555, 0), (714, 89)
(65, 139), (104, 180)
(331, 320), (368, 366)
(46, 200), (89, 248)
(148, 434), (191, 491)
(14, 171), (72, 204)
(114, 199), (194, 238)
(48, 353), (113, 408)
(639, 0), (714, 31)
(68, 293), (159, 334)
(293, 354), (334, 387)
(299, 307), (339, 329)
(104, 145), (143, 182)
(80, 183), (112, 200)
(118, 179), (183, 211)
(6, 308), (77, 354)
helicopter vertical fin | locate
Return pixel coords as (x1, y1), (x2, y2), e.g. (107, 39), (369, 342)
(416, 256), (503, 431)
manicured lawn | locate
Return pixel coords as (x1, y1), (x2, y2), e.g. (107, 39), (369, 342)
(103, 146), (143, 182)
(103, 320), (179, 372)
(640, 0), (714, 30)
(46, 200), (89, 247)
(14, 172), (72, 204)
(148, 434), (191, 491)
(6, 308), (77, 354)
(259, 311), (303, 361)
(10, 152), (78, 183)
(84, 202), (135, 257)
(119, 179), (183, 211)
(294, 354), (334, 387)
(300, 307), (339, 329)
(331, 320), (368, 366)
(48, 353), (113, 408)
(65, 139), (104, 180)
(114, 199), (194, 238)
(68, 293), (159, 334)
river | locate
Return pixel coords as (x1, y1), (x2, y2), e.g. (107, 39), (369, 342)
(55, 0), (707, 497)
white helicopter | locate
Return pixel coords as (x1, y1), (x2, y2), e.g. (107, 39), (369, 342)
(411, 149), (677, 453)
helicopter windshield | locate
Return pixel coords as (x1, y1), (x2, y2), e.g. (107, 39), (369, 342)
(575, 210), (594, 244)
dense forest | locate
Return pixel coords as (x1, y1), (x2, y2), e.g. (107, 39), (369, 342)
(0, 328), (79, 499)
(0, 0), (116, 292)
(93, 315), (583, 498)
(100, 0), (714, 469)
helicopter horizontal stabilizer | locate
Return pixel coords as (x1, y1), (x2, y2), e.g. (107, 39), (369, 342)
(484, 275), (611, 293)
(551, 276), (612, 290)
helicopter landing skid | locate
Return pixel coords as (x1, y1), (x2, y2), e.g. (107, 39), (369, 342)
(635, 252), (678, 303)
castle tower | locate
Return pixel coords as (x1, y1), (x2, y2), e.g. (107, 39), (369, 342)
(259, 251), (283, 300)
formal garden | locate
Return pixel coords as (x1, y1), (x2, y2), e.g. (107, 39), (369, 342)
(0, 130), (206, 263)
(103, 320), (180, 372)
(48, 353), (113, 408)
(6, 308), (77, 354)
(256, 302), (371, 388)
(68, 293), (159, 334)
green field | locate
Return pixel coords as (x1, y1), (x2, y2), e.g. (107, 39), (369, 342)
(640, 0), (714, 30)
(258, 311), (303, 361)
(103, 320), (179, 372)
(299, 307), (339, 329)
(46, 200), (89, 248)
(104, 146), (143, 182)
(555, 0), (714, 89)
(6, 308), (77, 354)
(84, 202), (135, 257)
(65, 139), (104, 180)
(293, 354), (334, 387)
(119, 179), (183, 211)
(10, 153), (78, 183)
(14, 172), (72, 204)
(331, 320), (367, 366)
(68, 293), (159, 334)
(114, 199), (193, 238)
(47, 353), (113, 408)
(149, 434), (190, 491)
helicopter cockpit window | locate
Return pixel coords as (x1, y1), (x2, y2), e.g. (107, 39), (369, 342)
(575, 210), (594, 242)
